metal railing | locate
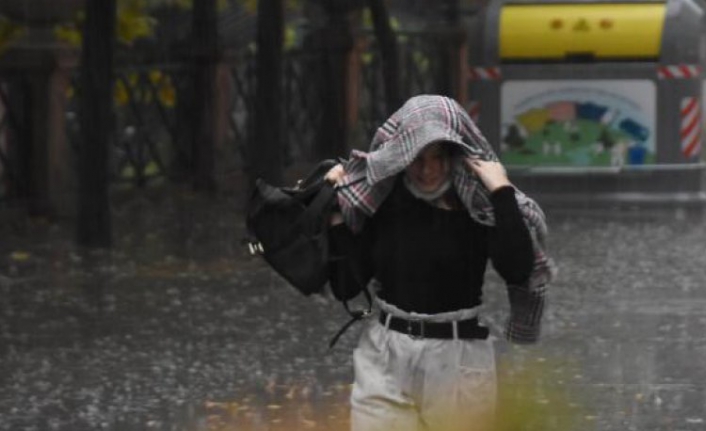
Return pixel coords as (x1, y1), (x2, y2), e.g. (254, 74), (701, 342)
(281, 49), (326, 163)
(227, 52), (257, 173)
(0, 30), (449, 205)
(225, 48), (327, 171)
(358, 31), (449, 140)
(67, 63), (188, 188)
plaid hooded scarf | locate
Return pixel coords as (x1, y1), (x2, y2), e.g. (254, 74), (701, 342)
(335, 95), (556, 343)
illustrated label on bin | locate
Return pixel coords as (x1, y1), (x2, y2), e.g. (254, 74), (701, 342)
(500, 80), (656, 166)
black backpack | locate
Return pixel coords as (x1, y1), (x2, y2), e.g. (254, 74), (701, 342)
(245, 160), (372, 347)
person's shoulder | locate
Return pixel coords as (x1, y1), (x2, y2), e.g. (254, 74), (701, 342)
(378, 176), (409, 212)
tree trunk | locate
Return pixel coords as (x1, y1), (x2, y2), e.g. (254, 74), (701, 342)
(77, 0), (115, 248)
(7, 78), (31, 202)
(191, 0), (218, 191)
(315, 10), (353, 160)
(435, 0), (462, 98)
(250, 0), (285, 187)
(366, 0), (400, 116)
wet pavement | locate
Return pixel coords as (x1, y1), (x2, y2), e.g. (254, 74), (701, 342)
(1, 188), (706, 430)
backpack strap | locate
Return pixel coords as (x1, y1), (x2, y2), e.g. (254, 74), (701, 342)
(296, 181), (336, 232)
(327, 286), (373, 349)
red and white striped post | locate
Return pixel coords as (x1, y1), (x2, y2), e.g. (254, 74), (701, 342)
(657, 64), (702, 80)
(680, 96), (702, 159)
(468, 66), (502, 81)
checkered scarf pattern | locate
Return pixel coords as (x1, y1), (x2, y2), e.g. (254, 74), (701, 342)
(335, 95), (556, 343)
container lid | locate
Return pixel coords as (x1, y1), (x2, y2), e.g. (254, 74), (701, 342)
(499, 3), (666, 60)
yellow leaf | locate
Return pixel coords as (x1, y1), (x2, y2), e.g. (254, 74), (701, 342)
(158, 83), (177, 108)
(121, 164), (136, 179)
(10, 251), (30, 262)
(362, 9), (372, 28)
(284, 25), (297, 50)
(148, 69), (163, 84)
(54, 24), (82, 47)
(243, 0), (257, 13)
(114, 81), (130, 106)
(390, 16), (401, 31)
(117, 1), (157, 45)
(145, 161), (160, 176)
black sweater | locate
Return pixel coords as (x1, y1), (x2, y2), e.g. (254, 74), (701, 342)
(328, 180), (534, 314)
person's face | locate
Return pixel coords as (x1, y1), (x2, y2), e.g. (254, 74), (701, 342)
(405, 143), (451, 193)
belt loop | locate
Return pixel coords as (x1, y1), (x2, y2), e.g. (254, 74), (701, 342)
(452, 321), (459, 340)
(384, 312), (392, 330)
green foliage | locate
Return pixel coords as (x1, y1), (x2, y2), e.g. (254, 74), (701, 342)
(241, 0), (302, 14)
(112, 70), (177, 108)
(148, 0), (314, 13)
(146, 0), (230, 12)
(117, 0), (158, 45)
(361, 8), (400, 31)
(2, 0), (309, 53)
(54, 0), (158, 47)
(0, 16), (25, 54)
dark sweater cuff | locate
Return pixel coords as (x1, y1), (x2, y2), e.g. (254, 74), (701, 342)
(489, 185), (517, 212)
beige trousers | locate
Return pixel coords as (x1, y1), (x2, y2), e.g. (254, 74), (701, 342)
(351, 304), (497, 431)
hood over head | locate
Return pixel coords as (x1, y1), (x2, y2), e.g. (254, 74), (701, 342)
(364, 95), (498, 184)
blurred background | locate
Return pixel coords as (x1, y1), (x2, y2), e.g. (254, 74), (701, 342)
(1, 0), (706, 430)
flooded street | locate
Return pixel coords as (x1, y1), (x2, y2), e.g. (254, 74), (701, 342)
(1, 190), (706, 430)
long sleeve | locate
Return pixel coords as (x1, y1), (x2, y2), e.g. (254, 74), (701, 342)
(488, 185), (547, 344)
(328, 221), (374, 301)
(488, 186), (534, 284)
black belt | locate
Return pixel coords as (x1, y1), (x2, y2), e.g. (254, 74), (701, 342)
(379, 311), (489, 340)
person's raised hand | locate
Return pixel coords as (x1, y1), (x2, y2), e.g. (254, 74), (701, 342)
(464, 157), (511, 192)
(324, 164), (346, 226)
(324, 163), (346, 185)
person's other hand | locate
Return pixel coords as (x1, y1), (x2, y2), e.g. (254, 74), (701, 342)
(324, 164), (346, 226)
(324, 163), (345, 185)
(464, 157), (511, 192)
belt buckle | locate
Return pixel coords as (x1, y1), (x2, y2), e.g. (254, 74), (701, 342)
(407, 319), (425, 340)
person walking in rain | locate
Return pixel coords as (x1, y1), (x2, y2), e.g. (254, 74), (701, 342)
(324, 95), (555, 431)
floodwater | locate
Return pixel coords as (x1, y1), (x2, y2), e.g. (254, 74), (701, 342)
(1, 189), (705, 430)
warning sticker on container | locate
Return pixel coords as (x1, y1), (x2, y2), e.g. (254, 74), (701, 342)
(500, 80), (656, 167)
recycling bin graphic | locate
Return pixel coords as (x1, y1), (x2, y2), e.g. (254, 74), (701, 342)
(466, 0), (706, 207)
